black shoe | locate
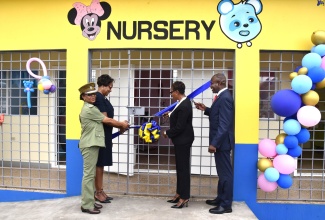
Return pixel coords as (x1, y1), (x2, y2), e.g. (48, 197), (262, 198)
(206, 199), (220, 206)
(171, 199), (189, 209)
(167, 196), (180, 203)
(81, 206), (101, 214)
(209, 206), (232, 214)
(94, 203), (103, 209)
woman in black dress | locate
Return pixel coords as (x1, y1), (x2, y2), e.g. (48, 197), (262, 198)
(94, 74), (128, 203)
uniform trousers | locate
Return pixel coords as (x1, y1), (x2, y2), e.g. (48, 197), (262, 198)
(80, 146), (100, 209)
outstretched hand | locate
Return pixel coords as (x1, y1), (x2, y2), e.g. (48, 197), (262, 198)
(194, 101), (206, 111)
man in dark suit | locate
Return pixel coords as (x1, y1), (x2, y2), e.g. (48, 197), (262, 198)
(194, 73), (234, 214)
(163, 81), (194, 209)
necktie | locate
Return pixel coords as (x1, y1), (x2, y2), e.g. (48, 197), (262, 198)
(213, 95), (218, 102)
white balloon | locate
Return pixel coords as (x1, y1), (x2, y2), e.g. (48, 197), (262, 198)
(297, 106), (321, 127)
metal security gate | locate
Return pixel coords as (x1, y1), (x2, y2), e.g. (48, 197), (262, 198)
(90, 49), (235, 197)
(0, 51), (67, 192)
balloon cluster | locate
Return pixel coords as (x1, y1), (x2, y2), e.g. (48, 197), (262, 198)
(138, 120), (161, 143)
(26, 57), (56, 95)
(257, 30), (325, 192)
(38, 76), (56, 94)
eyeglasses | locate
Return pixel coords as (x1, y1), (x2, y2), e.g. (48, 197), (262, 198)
(108, 85), (113, 89)
(85, 93), (96, 97)
(169, 90), (176, 94)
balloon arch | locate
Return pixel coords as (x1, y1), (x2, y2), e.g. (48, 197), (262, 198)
(257, 30), (325, 192)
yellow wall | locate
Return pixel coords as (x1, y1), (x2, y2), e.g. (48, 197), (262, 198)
(0, 0), (323, 143)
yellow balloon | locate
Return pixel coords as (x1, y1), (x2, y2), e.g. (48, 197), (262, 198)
(275, 133), (287, 145)
(311, 30), (325, 45)
(298, 67), (308, 75)
(289, 72), (298, 80)
(316, 78), (325, 89)
(257, 158), (273, 172)
(38, 83), (44, 91)
(302, 90), (319, 106)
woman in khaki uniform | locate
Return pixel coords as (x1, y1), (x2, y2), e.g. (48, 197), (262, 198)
(78, 82), (129, 214)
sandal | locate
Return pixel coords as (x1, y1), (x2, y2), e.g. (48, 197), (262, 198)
(101, 189), (113, 200)
(95, 190), (111, 203)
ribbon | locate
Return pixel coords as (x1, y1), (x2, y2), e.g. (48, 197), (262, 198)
(73, 0), (104, 25)
(112, 125), (140, 139)
(154, 80), (211, 117)
(138, 120), (161, 143)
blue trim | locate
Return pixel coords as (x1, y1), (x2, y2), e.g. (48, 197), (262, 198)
(0, 139), (83, 202)
(233, 143), (325, 220)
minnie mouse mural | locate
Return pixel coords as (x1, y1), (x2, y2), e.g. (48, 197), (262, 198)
(67, 0), (111, 41)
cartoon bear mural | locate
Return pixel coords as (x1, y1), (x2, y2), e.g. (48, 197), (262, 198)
(217, 0), (263, 48)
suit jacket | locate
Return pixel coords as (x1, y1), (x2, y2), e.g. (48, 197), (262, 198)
(204, 89), (234, 151)
(166, 97), (194, 146)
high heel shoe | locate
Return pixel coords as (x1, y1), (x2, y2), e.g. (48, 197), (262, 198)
(171, 199), (189, 209)
(167, 195), (180, 203)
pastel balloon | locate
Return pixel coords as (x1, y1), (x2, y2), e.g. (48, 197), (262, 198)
(271, 89), (302, 117)
(283, 119), (301, 135)
(264, 167), (280, 182)
(41, 80), (52, 90)
(307, 66), (325, 83)
(287, 146), (302, 158)
(311, 30), (325, 45)
(297, 106), (321, 127)
(291, 75), (312, 94)
(258, 173), (278, 192)
(301, 90), (319, 106)
(295, 128), (310, 144)
(26, 57), (47, 79)
(258, 139), (277, 157)
(302, 53), (322, 69)
(38, 83), (44, 91)
(284, 135), (299, 149)
(275, 133), (287, 145)
(277, 174), (293, 189)
(273, 155), (296, 175)
(257, 158), (273, 172)
(297, 67), (308, 75)
(314, 44), (325, 57)
(276, 144), (288, 155)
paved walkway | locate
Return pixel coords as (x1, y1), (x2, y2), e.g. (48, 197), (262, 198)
(0, 195), (257, 220)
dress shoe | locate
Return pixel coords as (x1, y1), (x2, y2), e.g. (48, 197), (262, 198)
(167, 195), (180, 203)
(209, 206), (232, 214)
(171, 199), (189, 209)
(95, 191), (111, 203)
(94, 203), (103, 209)
(80, 206), (101, 214)
(206, 199), (220, 206)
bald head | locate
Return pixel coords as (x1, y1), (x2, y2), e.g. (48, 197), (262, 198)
(212, 73), (227, 87)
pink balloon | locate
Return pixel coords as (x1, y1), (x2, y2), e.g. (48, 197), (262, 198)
(258, 173), (278, 192)
(321, 56), (325, 70)
(297, 106), (321, 127)
(26, 57), (47, 80)
(258, 139), (277, 157)
(273, 155), (296, 174)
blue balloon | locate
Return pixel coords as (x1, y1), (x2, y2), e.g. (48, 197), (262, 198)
(307, 66), (325, 83)
(283, 119), (301, 135)
(264, 167), (280, 182)
(276, 144), (288, 155)
(287, 146), (302, 157)
(284, 135), (298, 149)
(302, 52), (322, 69)
(295, 128), (310, 144)
(291, 75), (312, 94)
(271, 89), (302, 117)
(314, 44), (325, 57)
(277, 174), (293, 189)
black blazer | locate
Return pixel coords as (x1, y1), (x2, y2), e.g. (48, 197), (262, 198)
(204, 89), (234, 151)
(166, 97), (194, 146)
